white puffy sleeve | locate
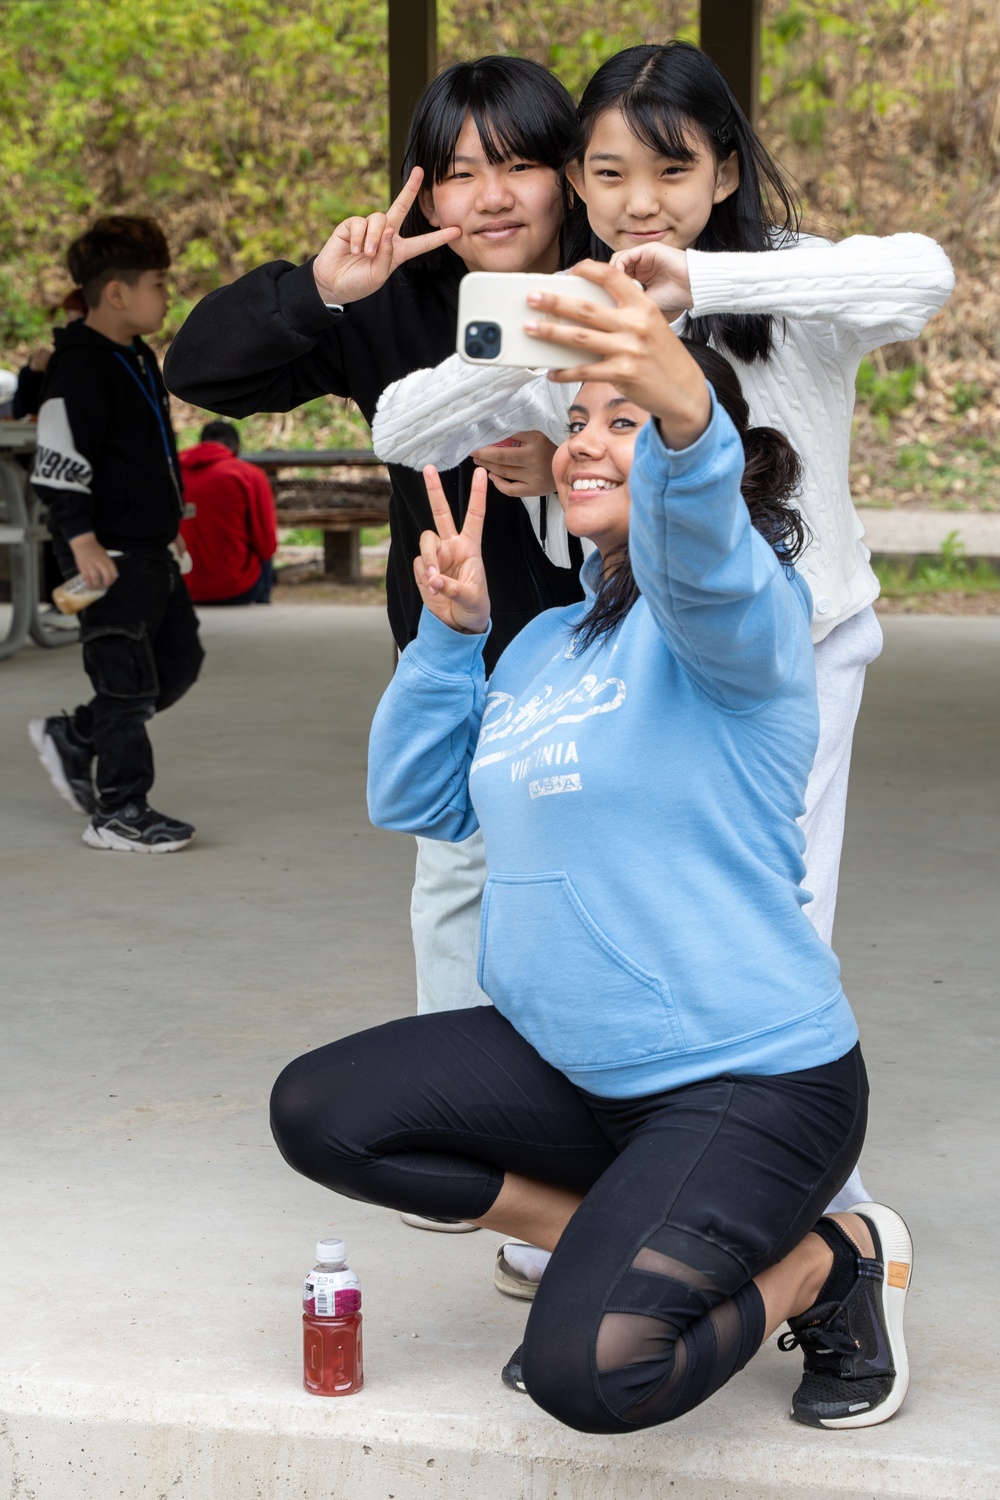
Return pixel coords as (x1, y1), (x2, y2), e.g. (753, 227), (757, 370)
(372, 354), (574, 472)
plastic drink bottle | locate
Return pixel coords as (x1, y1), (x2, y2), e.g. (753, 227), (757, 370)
(51, 551), (124, 614)
(302, 1237), (363, 1396)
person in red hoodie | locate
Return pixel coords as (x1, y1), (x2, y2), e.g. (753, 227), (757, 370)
(179, 421), (277, 604)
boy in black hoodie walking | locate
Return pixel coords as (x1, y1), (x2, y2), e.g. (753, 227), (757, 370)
(29, 216), (203, 851)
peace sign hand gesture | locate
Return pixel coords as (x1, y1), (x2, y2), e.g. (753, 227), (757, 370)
(414, 466), (491, 636)
(313, 168), (462, 306)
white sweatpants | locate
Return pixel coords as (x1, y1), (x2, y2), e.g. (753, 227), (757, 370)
(412, 828), (492, 1013)
(799, 606), (884, 944)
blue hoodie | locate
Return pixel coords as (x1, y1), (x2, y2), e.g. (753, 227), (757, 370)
(368, 397), (858, 1098)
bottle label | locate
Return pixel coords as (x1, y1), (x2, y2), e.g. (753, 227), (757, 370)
(303, 1272), (361, 1318)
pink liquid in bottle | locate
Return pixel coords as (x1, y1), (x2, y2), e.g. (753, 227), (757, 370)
(302, 1238), (363, 1396)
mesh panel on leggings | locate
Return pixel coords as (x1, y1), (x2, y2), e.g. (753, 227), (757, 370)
(593, 1231), (757, 1427)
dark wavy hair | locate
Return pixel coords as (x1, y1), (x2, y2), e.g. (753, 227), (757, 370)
(574, 340), (806, 650)
(399, 56), (576, 272)
(563, 42), (801, 364)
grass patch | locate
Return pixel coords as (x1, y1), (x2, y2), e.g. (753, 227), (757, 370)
(874, 532), (1000, 597)
(855, 358), (923, 427)
(852, 431), (1000, 511)
(279, 527), (323, 547)
(278, 524), (389, 548)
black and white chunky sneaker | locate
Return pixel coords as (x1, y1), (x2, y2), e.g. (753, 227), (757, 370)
(83, 800), (195, 853)
(29, 714), (95, 814)
(779, 1202), (913, 1429)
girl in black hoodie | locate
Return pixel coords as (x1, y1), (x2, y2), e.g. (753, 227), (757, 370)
(165, 56), (584, 1023)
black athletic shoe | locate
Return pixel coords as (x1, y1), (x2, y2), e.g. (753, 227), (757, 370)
(779, 1202), (912, 1429)
(29, 714), (95, 815)
(83, 800), (195, 853)
(501, 1343), (527, 1394)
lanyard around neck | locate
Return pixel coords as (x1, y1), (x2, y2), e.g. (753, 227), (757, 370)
(113, 348), (181, 495)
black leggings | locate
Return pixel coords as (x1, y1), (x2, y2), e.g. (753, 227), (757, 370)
(270, 1008), (867, 1434)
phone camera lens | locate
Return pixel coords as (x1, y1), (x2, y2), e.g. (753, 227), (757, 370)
(464, 322), (501, 360)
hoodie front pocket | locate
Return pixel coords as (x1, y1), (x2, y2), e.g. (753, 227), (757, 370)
(478, 872), (685, 1075)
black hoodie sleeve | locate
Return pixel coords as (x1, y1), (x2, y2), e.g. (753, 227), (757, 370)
(31, 361), (113, 543)
(164, 259), (354, 416)
(13, 362), (46, 419)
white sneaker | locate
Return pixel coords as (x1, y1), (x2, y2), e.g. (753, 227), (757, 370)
(495, 1242), (551, 1299)
(399, 1212), (480, 1233)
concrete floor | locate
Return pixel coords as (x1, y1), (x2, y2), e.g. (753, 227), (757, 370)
(0, 605), (997, 1500)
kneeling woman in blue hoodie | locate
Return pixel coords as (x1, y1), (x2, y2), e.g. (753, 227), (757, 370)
(271, 263), (911, 1434)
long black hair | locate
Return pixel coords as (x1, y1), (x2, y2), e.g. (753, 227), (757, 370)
(574, 340), (807, 650)
(564, 42), (801, 364)
(399, 56), (577, 272)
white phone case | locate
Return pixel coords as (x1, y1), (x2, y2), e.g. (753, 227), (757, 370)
(456, 272), (615, 368)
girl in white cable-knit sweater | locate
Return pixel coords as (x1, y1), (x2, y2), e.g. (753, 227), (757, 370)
(373, 42), (953, 1223)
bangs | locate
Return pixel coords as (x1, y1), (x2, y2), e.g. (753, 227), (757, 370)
(470, 99), (553, 170)
(413, 57), (576, 185)
(423, 96), (556, 183)
(618, 99), (702, 164)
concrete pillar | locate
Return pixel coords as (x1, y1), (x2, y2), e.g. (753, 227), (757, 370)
(323, 527), (362, 581)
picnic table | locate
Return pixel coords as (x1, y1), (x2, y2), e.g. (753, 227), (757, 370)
(0, 436), (392, 660)
(0, 420), (78, 660)
(244, 449), (390, 582)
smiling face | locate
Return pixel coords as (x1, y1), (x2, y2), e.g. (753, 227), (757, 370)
(567, 107), (738, 254)
(419, 113), (564, 274)
(552, 382), (649, 559)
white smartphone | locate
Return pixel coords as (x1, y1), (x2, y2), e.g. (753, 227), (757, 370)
(457, 272), (616, 368)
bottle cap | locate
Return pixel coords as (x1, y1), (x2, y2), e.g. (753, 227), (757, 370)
(316, 1237), (346, 1265)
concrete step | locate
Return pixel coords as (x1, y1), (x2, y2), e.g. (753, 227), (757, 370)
(859, 507), (1000, 557)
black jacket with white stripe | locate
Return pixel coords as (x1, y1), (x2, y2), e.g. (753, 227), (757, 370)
(32, 321), (183, 565)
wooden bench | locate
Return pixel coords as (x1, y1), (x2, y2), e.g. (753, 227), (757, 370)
(244, 449), (390, 582)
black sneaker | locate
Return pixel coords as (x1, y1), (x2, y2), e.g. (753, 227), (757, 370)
(779, 1202), (912, 1429)
(83, 800), (195, 853)
(501, 1343), (527, 1394)
(29, 714), (95, 815)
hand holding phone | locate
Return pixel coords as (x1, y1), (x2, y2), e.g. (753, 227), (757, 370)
(457, 272), (616, 368)
(524, 260), (712, 451)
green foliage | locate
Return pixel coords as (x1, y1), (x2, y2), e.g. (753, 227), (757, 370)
(855, 358), (923, 420)
(0, 268), (50, 344)
(0, 0), (705, 348)
(855, 436), (999, 511)
(0, 0), (389, 336)
(761, 0), (931, 148)
(280, 527), (324, 546)
(874, 531), (1000, 596)
(173, 394), (370, 452)
(952, 381), (985, 414)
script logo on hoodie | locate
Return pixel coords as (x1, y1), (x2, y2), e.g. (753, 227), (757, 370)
(33, 398), (92, 492)
(471, 666), (626, 798)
